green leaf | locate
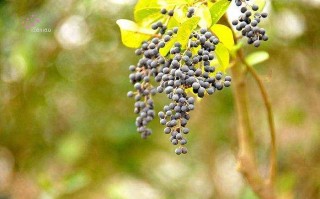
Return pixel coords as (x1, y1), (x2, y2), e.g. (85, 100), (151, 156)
(160, 17), (200, 56)
(195, 5), (212, 28)
(215, 43), (230, 72)
(134, 0), (162, 24)
(158, 0), (188, 6)
(210, 24), (234, 50)
(135, 0), (159, 12)
(173, 5), (188, 24)
(135, 8), (162, 24)
(182, 0), (193, 3)
(176, 17), (200, 48)
(209, 0), (231, 25)
(245, 51), (270, 66)
(167, 16), (180, 29)
(116, 19), (154, 48)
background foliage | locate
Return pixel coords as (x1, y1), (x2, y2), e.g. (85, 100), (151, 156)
(0, 0), (320, 198)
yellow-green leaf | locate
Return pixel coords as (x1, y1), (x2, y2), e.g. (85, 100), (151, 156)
(246, 51), (269, 66)
(158, 0), (188, 6)
(176, 17), (200, 49)
(159, 36), (177, 57)
(210, 24), (234, 50)
(167, 16), (180, 29)
(160, 17), (200, 56)
(116, 19), (154, 48)
(215, 43), (230, 72)
(135, 0), (159, 12)
(135, 8), (162, 24)
(134, 0), (161, 24)
(194, 4), (212, 28)
(209, 0), (231, 25)
(183, 0), (193, 3)
(173, 5), (188, 24)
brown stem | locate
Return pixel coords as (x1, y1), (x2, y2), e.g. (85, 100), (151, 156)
(231, 58), (275, 199)
(221, 14), (277, 198)
(238, 52), (277, 185)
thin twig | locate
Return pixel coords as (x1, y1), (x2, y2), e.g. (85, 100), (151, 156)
(237, 51), (277, 185)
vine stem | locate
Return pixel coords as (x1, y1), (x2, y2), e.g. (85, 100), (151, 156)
(237, 50), (277, 186)
(220, 14), (277, 198)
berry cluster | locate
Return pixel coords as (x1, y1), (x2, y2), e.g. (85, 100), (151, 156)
(151, 9), (175, 34)
(128, 8), (231, 155)
(187, 7), (195, 18)
(160, 8), (174, 16)
(151, 21), (167, 35)
(231, 0), (269, 47)
(127, 63), (157, 139)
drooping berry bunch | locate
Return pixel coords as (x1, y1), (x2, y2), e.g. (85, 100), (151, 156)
(231, 0), (269, 47)
(127, 62), (157, 139)
(127, 7), (231, 155)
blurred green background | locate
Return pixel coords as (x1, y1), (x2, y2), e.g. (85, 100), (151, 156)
(0, 0), (320, 198)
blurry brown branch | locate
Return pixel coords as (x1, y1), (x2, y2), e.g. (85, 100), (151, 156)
(231, 55), (275, 199)
(237, 51), (277, 185)
(222, 15), (277, 199)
